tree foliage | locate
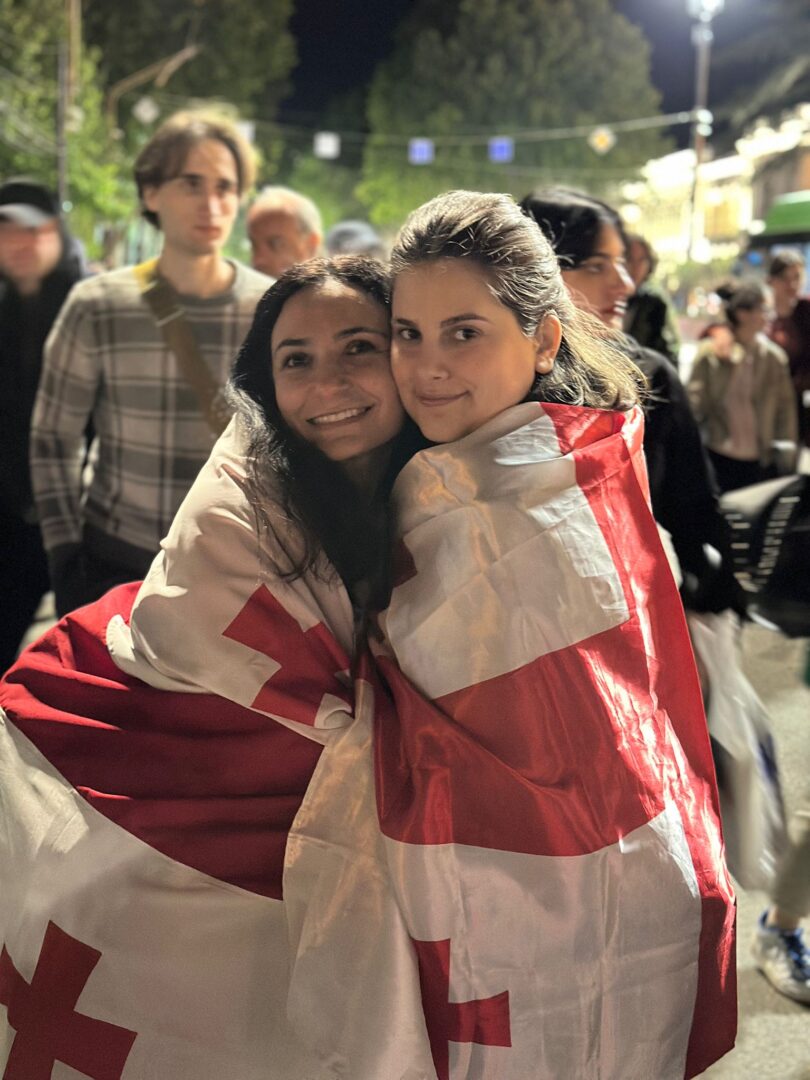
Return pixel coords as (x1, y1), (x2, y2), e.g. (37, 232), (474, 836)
(712, 0), (810, 134)
(360, 0), (669, 228)
(0, 0), (298, 257)
(83, 0), (296, 121)
(0, 0), (130, 253)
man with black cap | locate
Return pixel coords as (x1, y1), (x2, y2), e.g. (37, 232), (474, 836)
(0, 177), (86, 672)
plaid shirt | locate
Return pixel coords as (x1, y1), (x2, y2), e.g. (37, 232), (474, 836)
(31, 261), (270, 557)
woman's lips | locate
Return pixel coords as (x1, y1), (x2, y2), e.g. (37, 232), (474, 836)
(415, 392), (466, 407)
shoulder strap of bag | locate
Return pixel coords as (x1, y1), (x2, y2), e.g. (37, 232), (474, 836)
(133, 257), (230, 436)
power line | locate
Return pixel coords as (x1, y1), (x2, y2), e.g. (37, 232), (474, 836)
(130, 86), (694, 148)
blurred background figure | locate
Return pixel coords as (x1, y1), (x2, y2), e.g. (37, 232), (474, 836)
(0, 178), (86, 672)
(521, 187), (742, 617)
(766, 250), (810, 456)
(30, 111), (268, 620)
(688, 280), (798, 492)
(246, 185), (322, 279)
(623, 232), (682, 368)
(752, 802), (810, 1004)
(325, 219), (385, 260)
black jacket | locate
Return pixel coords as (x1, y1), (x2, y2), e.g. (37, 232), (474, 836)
(0, 226), (85, 518)
(622, 336), (744, 614)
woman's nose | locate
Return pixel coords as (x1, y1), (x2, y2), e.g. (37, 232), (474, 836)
(615, 263), (634, 296)
(314, 359), (352, 390)
(413, 344), (449, 380)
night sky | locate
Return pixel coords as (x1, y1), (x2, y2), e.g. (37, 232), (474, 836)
(280, 0), (766, 143)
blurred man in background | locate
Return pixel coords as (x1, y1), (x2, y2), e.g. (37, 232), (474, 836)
(0, 178), (86, 671)
(247, 185), (322, 279)
(30, 111), (269, 619)
(325, 219), (385, 260)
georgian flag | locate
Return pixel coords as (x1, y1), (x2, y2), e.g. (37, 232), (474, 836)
(0, 407), (736, 1079)
(367, 403), (737, 1080)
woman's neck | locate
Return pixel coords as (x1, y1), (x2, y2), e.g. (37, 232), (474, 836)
(734, 325), (759, 348)
(340, 444), (392, 496)
(775, 297), (797, 319)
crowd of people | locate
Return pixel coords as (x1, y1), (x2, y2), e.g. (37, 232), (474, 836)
(0, 107), (808, 1078)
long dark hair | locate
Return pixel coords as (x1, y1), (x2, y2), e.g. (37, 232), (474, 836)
(229, 256), (422, 597)
(392, 190), (642, 411)
(715, 279), (767, 329)
(520, 187), (628, 272)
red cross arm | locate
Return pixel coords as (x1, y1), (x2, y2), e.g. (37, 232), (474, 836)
(0, 922), (137, 1080)
(223, 585), (352, 726)
(412, 937), (511, 1080)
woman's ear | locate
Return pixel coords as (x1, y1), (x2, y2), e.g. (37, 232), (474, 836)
(533, 314), (562, 374)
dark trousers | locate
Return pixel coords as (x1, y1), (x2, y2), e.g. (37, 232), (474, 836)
(1, 514), (51, 673)
(707, 450), (765, 494)
(54, 528), (156, 618)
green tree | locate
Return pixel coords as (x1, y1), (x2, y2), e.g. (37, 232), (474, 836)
(83, 0), (296, 125)
(360, 0), (669, 228)
(0, 0), (130, 255)
(712, 0), (810, 134)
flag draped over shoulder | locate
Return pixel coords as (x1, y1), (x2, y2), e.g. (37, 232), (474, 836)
(371, 402), (737, 1080)
(0, 418), (369, 1079)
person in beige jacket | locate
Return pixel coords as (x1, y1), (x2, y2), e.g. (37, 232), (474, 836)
(688, 280), (798, 492)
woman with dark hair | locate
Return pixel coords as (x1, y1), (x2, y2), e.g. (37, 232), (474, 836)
(688, 278), (797, 491)
(521, 186), (742, 614)
(297, 191), (734, 1079)
(767, 249), (810, 450)
(623, 231), (682, 366)
(0, 257), (417, 1078)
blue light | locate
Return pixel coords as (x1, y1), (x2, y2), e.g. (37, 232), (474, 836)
(488, 136), (514, 164)
(408, 138), (435, 165)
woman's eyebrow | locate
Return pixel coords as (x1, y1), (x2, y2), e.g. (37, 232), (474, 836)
(273, 337), (308, 354)
(392, 313), (491, 327)
(440, 313), (491, 327)
(334, 326), (389, 339)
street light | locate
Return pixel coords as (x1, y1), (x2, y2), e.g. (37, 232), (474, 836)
(687, 0), (725, 260)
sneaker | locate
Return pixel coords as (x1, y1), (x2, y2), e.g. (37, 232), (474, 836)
(751, 910), (810, 1004)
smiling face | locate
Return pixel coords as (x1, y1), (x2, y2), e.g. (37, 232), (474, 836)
(143, 138), (240, 257)
(271, 280), (404, 483)
(561, 223), (634, 329)
(391, 259), (559, 443)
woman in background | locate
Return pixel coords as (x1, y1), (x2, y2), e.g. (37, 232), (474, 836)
(521, 186), (742, 614)
(767, 249), (810, 453)
(688, 279), (797, 492)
